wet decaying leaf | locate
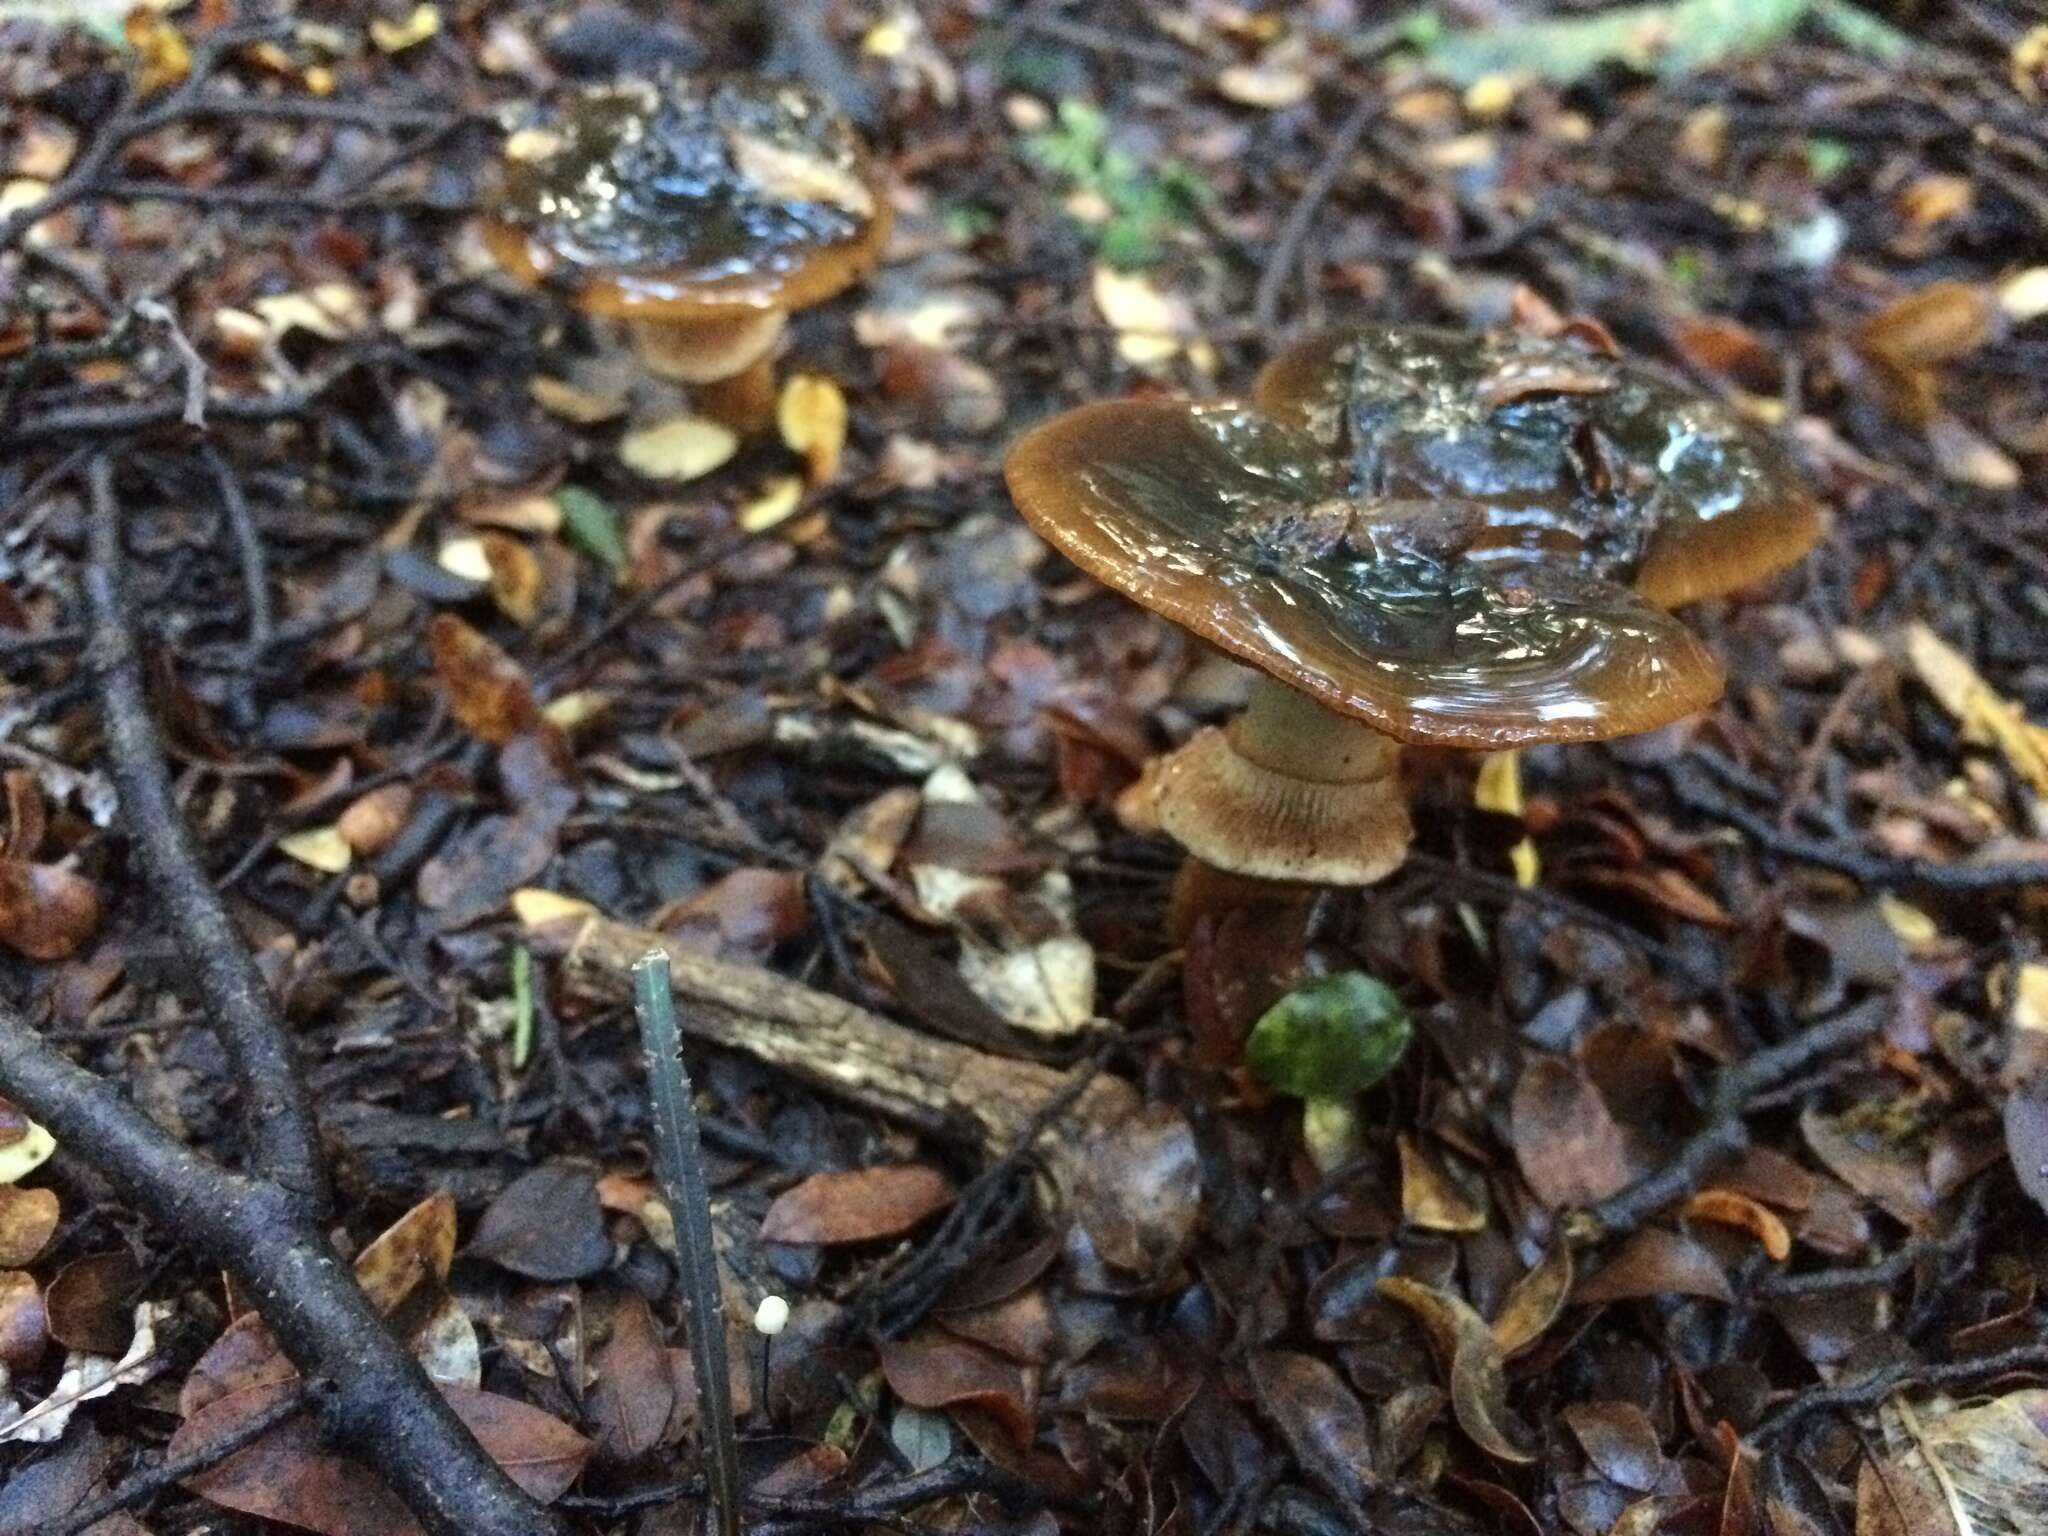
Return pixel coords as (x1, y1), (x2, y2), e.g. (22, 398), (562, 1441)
(1246, 1348), (1376, 1504)
(1573, 1228), (1734, 1307)
(464, 1163), (612, 1281)
(589, 1292), (675, 1463)
(1509, 1053), (1639, 1210)
(877, 1331), (1037, 1452)
(1856, 1391), (2048, 1536)
(1073, 1107), (1200, 1285)
(1377, 1277), (1538, 1466)
(759, 1164), (955, 1246)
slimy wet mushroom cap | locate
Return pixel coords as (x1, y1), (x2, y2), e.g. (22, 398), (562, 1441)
(486, 74), (890, 321)
(1004, 397), (1726, 751)
(1254, 325), (1825, 609)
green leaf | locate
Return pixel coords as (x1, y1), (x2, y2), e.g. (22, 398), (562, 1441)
(554, 486), (627, 575)
(510, 944), (534, 1071)
(1811, 0), (1912, 63)
(1246, 972), (1412, 1101)
(1424, 0), (1814, 86)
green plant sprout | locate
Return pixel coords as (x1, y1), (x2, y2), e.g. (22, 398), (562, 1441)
(1021, 99), (1211, 270)
(1246, 972), (1413, 1172)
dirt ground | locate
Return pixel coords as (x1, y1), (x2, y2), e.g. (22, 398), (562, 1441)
(3, 3), (2048, 1535)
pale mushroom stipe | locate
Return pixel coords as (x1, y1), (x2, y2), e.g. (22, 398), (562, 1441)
(1005, 324), (1825, 929)
(488, 73), (890, 433)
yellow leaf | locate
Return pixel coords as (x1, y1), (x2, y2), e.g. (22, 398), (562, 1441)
(1091, 265), (1188, 367)
(541, 690), (611, 733)
(529, 374), (626, 424)
(1904, 623), (2048, 798)
(1474, 750), (1524, 816)
(2013, 963), (2048, 1036)
(618, 415), (738, 481)
(738, 474), (807, 533)
(0, 1121), (55, 1185)
(777, 374), (848, 484)
(436, 536), (493, 585)
(279, 826), (353, 874)
(1215, 62), (1312, 109)
(1462, 74), (1522, 120)
(1879, 894), (1941, 955)
(124, 12), (191, 94)
(511, 888), (597, 930)
(370, 4), (441, 53)
(1999, 267), (2048, 323)
(1476, 750), (1538, 888)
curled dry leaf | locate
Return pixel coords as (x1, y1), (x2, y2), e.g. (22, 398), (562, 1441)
(0, 859), (102, 961)
(1399, 1133), (1488, 1233)
(0, 1185), (60, 1266)
(1681, 1189), (1792, 1260)
(1376, 1276), (1537, 1465)
(1491, 1239), (1575, 1358)
(759, 1165), (955, 1246)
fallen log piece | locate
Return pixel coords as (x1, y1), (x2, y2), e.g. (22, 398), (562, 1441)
(555, 915), (1138, 1192)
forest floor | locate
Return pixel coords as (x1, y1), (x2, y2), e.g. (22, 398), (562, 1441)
(4, 3), (2048, 1535)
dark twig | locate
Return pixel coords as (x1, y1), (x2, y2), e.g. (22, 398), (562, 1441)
(49, 1380), (315, 1536)
(1751, 1338), (2048, 1443)
(1254, 96), (1377, 333)
(0, 1001), (559, 1536)
(634, 951), (743, 1536)
(200, 441), (272, 653)
(1578, 999), (1889, 1240)
(83, 456), (326, 1208)
(1669, 768), (2048, 893)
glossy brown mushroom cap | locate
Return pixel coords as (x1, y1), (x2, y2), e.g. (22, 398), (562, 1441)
(1005, 400), (1725, 750)
(486, 75), (890, 320)
(1253, 326), (1825, 609)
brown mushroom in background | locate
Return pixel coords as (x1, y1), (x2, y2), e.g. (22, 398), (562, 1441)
(486, 74), (889, 432)
(1004, 325), (1825, 933)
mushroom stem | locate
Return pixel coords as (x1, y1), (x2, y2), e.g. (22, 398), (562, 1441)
(627, 310), (787, 387)
(1149, 673), (1414, 938)
(691, 354), (780, 437)
(1227, 672), (1402, 785)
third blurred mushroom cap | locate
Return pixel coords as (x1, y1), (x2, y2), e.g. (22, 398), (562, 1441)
(487, 74), (890, 320)
(1004, 394), (1727, 751)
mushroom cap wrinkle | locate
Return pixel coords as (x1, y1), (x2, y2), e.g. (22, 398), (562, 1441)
(487, 74), (890, 320)
(1254, 325), (1826, 609)
(1004, 397), (1728, 750)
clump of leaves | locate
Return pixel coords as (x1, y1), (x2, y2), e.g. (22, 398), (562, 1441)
(1020, 100), (1210, 270)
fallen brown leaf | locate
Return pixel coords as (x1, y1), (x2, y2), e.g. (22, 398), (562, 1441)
(760, 1164), (955, 1246)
